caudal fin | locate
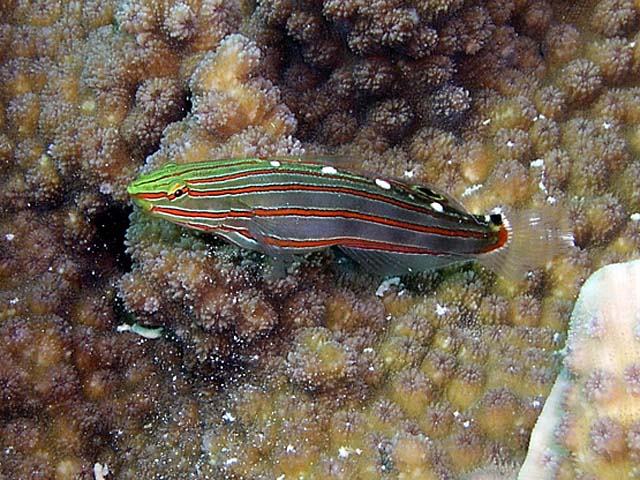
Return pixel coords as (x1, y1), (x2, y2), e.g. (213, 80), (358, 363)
(477, 206), (574, 282)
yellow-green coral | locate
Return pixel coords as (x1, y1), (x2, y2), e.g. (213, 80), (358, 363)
(200, 267), (563, 478)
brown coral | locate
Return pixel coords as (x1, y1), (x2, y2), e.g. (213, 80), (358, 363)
(591, 0), (638, 37)
(558, 59), (603, 105)
(3, 0), (640, 478)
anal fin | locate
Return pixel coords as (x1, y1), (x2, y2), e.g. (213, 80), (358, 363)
(339, 247), (463, 277)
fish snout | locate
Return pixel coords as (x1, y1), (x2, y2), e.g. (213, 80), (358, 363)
(129, 191), (153, 211)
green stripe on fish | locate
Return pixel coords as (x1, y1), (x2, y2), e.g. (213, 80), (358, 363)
(127, 157), (573, 279)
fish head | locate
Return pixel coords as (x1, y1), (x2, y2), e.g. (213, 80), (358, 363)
(127, 163), (189, 211)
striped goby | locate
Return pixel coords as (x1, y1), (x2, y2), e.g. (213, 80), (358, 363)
(127, 157), (572, 278)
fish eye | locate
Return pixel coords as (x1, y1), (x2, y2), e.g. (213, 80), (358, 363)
(168, 182), (187, 199)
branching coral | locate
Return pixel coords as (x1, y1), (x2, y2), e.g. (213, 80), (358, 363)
(0, 1), (246, 478)
(189, 33), (297, 140)
(118, 33), (317, 374)
(116, 1), (640, 472)
(1, 0), (242, 208)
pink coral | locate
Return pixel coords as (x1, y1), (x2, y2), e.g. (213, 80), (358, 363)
(520, 260), (640, 478)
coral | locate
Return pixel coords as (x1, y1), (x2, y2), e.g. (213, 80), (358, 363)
(0, 2), (250, 478)
(120, 77), (186, 155)
(586, 38), (634, 85)
(591, 0), (637, 37)
(519, 259), (640, 479)
(558, 59), (603, 105)
(190, 33), (297, 139)
(3, 0), (640, 478)
(286, 326), (358, 391)
(570, 194), (627, 248)
(0, 196), (193, 478)
(116, 32), (314, 372)
(202, 268), (563, 478)
(543, 24), (581, 66)
(368, 97), (415, 140)
(421, 85), (472, 126)
(255, 0), (510, 146)
(0, 0), (242, 207)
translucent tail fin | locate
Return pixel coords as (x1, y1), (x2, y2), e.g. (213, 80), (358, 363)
(477, 206), (574, 282)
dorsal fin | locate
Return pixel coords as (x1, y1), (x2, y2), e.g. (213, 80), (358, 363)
(269, 155), (470, 212)
(408, 184), (469, 212)
(267, 154), (365, 171)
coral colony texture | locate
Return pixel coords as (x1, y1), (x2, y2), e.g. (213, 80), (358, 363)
(1, 0), (640, 479)
(519, 259), (640, 480)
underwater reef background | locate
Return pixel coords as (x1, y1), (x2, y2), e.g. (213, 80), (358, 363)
(1, 0), (640, 478)
(520, 259), (640, 479)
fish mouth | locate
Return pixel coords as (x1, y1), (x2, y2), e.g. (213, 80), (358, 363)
(130, 194), (152, 211)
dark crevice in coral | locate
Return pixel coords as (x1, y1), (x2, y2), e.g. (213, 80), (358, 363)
(91, 205), (133, 272)
(183, 91), (193, 118)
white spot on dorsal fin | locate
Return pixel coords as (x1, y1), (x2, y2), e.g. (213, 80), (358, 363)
(430, 201), (444, 212)
(321, 165), (338, 174)
(270, 160), (281, 167)
(375, 178), (391, 190)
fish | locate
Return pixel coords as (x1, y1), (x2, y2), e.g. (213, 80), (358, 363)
(127, 157), (573, 279)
